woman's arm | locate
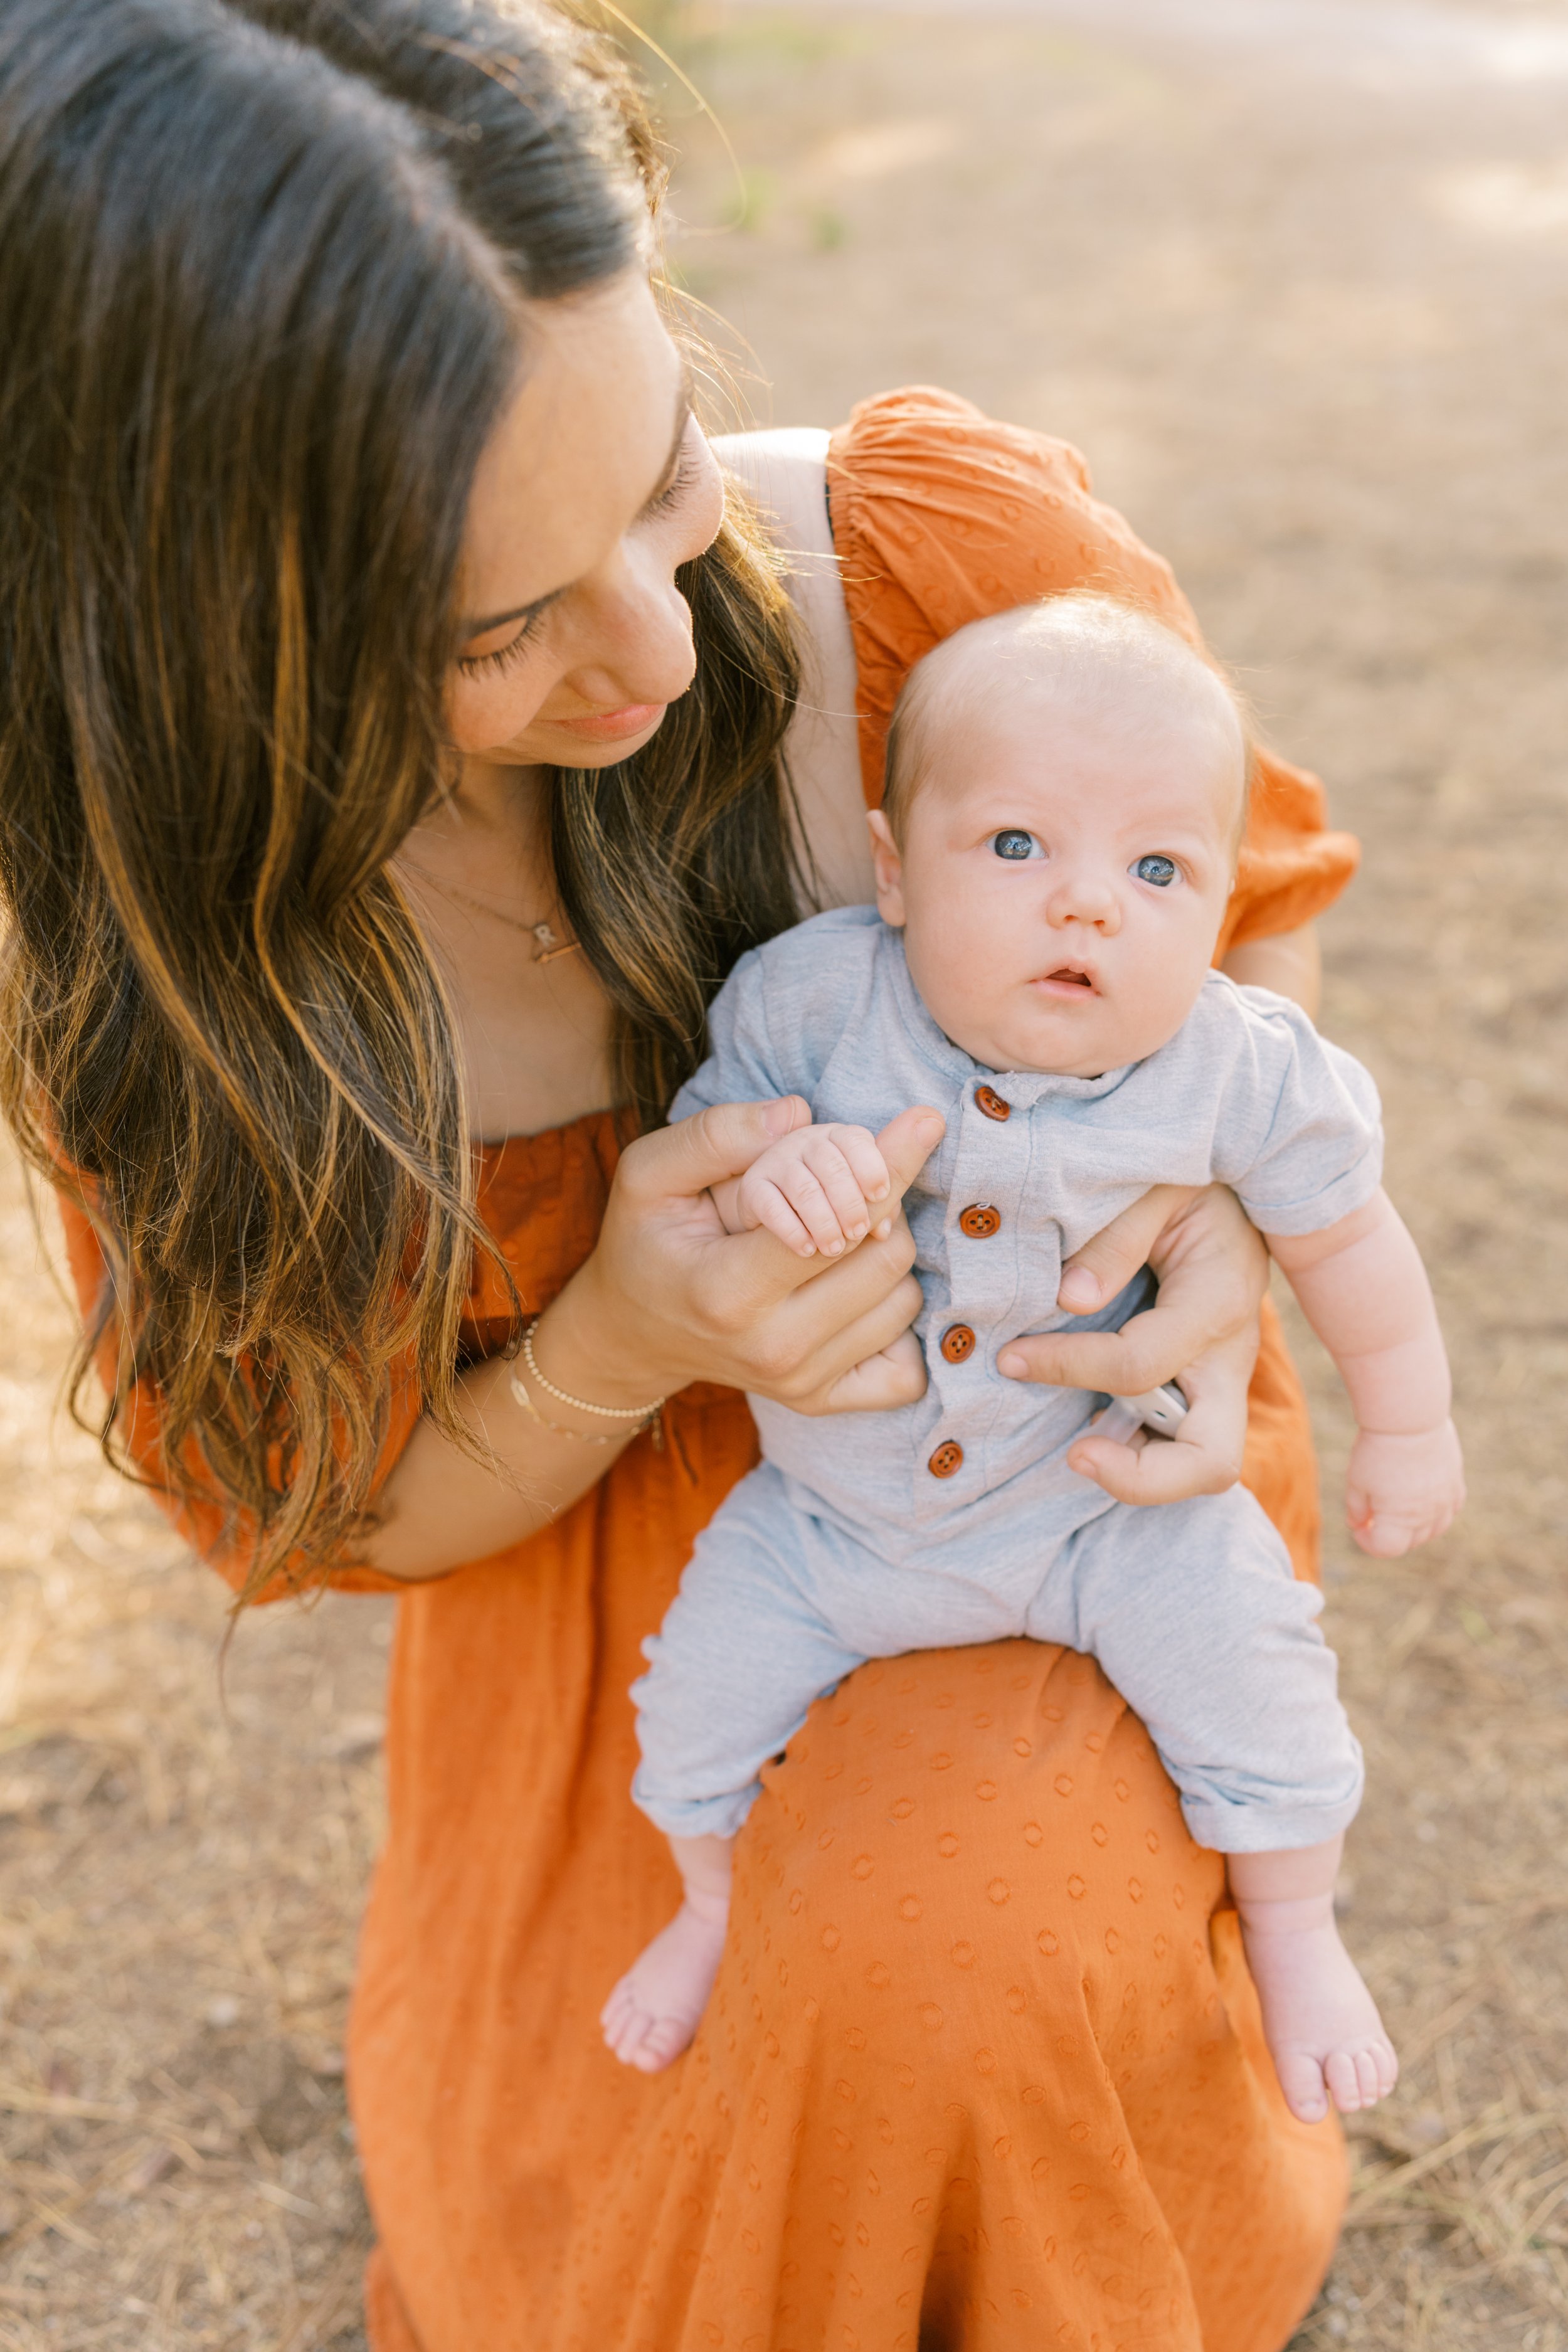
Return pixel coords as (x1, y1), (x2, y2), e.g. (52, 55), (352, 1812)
(363, 1097), (943, 1578)
(712, 430), (872, 911)
(1220, 924), (1321, 1019)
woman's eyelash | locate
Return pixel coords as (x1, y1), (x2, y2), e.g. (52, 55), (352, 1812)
(647, 440), (699, 517)
(455, 607), (548, 681)
(455, 445), (699, 681)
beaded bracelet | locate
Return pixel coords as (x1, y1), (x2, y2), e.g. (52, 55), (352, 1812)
(509, 1316), (666, 1450)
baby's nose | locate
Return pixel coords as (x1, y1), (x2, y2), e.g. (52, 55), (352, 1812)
(1047, 874), (1120, 929)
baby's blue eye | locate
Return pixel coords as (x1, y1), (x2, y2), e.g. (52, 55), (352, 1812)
(992, 830), (1038, 861)
(1134, 854), (1178, 887)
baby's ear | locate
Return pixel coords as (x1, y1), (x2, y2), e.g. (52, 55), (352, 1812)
(866, 808), (907, 927)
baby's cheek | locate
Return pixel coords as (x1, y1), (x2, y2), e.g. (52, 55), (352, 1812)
(1098, 931), (1208, 1063)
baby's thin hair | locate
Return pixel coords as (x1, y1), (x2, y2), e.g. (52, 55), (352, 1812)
(881, 593), (1252, 844)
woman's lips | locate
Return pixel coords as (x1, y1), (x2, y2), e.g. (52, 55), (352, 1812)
(553, 701), (665, 743)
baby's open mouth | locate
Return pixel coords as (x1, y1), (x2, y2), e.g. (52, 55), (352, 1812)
(1042, 967), (1095, 990)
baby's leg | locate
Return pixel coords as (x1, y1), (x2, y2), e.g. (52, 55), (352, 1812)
(1229, 1834), (1397, 2124)
(600, 1832), (736, 2075)
(1027, 1485), (1392, 2124)
(603, 1464), (866, 2074)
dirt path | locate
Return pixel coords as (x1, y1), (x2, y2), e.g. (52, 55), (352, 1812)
(4, 3), (1568, 2344)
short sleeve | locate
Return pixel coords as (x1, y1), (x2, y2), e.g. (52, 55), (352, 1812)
(671, 913), (886, 1125)
(1214, 993), (1385, 1236)
(827, 386), (1359, 955)
(669, 948), (790, 1125)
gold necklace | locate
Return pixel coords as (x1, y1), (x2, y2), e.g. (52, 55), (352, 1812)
(403, 866), (581, 965)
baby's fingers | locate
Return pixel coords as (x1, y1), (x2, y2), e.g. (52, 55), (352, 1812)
(781, 1135), (882, 1255)
(1348, 1500), (1459, 1559)
(1347, 1474), (1463, 1558)
(746, 1180), (822, 1259)
(825, 1125), (892, 1210)
(1348, 1513), (1416, 1559)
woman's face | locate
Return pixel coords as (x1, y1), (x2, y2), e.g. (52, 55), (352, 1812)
(447, 272), (724, 771)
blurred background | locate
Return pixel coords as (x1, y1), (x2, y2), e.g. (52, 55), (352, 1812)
(6, 2), (1568, 2345)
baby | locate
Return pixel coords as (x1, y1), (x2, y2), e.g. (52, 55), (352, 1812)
(601, 594), (1464, 2124)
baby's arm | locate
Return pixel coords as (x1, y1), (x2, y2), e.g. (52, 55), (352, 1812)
(706, 1118), (934, 1413)
(1265, 1189), (1464, 1557)
(709, 1123), (894, 1259)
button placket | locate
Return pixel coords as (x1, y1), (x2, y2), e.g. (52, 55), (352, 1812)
(919, 1083), (1032, 1510)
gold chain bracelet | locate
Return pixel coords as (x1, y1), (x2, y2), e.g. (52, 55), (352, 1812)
(508, 1316), (665, 1451)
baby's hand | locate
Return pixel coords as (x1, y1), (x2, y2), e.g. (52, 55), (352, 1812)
(715, 1123), (893, 1259)
(1345, 1421), (1465, 1557)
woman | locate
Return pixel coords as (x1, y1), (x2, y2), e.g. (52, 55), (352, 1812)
(0, 1), (1359, 2344)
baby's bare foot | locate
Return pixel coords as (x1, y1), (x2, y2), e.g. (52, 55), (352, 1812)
(600, 1897), (728, 2074)
(1238, 1897), (1398, 2124)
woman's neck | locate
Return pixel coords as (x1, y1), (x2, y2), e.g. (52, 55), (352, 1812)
(395, 756), (617, 1142)
(404, 755), (551, 889)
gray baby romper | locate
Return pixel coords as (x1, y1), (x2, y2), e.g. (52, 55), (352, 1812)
(633, 906), (1376, 1855)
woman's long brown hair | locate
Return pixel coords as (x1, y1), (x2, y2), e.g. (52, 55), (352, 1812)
(0, 0), (803, 1600)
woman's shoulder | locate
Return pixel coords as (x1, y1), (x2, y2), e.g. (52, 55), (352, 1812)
(712, 427), (874, 906)
(712, 427), (833, 551)
(829, 385), (1096, 504)
(719, 397), (1357, 951)
(827, 385), (1191, 643)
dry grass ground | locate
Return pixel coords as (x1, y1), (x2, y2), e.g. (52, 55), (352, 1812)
(6, 0), (1568, 2343)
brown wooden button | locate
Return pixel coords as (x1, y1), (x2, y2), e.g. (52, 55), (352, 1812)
(940, 1323), (977, 1364)
(928, 1440), (965, 1478)
(958, 1204), (1002, 1239)
(975, 1084), (1012, 1121)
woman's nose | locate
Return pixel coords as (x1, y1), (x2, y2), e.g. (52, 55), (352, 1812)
(563, 547), (696, 709)
(1046, 871), (1121, 933)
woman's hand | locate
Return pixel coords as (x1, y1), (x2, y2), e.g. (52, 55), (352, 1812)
(554, 1095), (945, 1417)
(997, 1185), (1268, 1505)
(365, 1095), (944, 1579)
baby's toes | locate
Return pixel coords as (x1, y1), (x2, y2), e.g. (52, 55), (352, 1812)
(603, 1987), (655, 2067)
(628, 2014), (696, 2074)
(1350, 2047), (1384, 2109)
(1323, 2047), (1374, 2114)
(1275, 2052), (1330, 2124)
(599, 1979), (634, 2035)
(1352, 2039), (1397, 2107)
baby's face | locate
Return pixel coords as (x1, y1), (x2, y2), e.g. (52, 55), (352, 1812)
(870, 682), (1241, 1076)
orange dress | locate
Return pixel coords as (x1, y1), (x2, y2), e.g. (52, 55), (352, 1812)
(61, 391), (1360, 2352)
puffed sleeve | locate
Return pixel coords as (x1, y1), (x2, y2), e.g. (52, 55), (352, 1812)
(827, 386), (1359, 956)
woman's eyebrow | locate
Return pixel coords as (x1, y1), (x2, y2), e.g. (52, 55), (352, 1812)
(458, 388), (694, 645)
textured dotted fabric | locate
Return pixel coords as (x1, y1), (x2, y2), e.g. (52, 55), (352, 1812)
(56, 389), (1359, 2350)
(346, 1118), (1345, 2352)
